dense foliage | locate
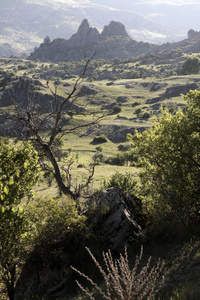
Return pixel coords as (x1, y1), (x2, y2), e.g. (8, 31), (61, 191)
(128, 90), (200, 230)
(104, 172), (137, 193)
(181, 56), (200, 75)
(0, 140), (40, 208)
(0, 140), (40, 300)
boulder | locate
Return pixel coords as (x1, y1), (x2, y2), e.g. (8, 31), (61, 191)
(90, 188), (146, 251)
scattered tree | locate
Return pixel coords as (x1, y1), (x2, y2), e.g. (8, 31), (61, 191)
(181, 56), (200, 75)
(1, 58), (105, 200)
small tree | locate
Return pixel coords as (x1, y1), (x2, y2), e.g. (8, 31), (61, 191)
(181, 56), (200, 75)
(1, 58), (105, 200)
(128, 90), (200, 229)
(0, 140), (40, 300)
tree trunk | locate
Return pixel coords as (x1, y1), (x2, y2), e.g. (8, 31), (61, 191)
(43, 144), (79, 200)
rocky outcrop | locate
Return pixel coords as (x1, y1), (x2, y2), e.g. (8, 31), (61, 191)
(146, 83), (198, 104)
(91, 188), (146, 251)
(188, 29), (200, 40)
(102, 20), (130, 37)
(14, 188), (146, 299)
(67, 19), (100, 47)
(28, 19), (155, 62)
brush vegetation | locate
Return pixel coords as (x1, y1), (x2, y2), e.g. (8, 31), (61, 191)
(0, 50), (200, 299)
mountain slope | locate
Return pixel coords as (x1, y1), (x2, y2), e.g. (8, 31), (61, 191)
(0, 0), (176, 56)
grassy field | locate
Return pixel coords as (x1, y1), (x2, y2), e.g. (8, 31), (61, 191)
(1, 56), (200, 195)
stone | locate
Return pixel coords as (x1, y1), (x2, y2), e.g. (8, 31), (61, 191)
(67, 19), (100, 48)
(90, 187), (146, 251)
(188, 29), (200, 40)
(102, 21), (130, 37)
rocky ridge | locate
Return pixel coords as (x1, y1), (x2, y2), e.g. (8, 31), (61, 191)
(29, 19), (155, 62)
(29, 19), (200, 63)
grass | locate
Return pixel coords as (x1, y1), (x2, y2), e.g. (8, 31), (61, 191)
(1, 56), (199, 197)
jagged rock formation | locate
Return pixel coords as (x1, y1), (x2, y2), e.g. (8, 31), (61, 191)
(29, 19), (155, 62)
(102, 20), (130, 37)
(90, 187), (146, 251)
(188, 29), (200, 40)
(28, 19), (200, 63)
(68, 19), (100, 47)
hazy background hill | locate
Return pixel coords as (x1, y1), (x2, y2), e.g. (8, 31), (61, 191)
(0, 0), (200, 57)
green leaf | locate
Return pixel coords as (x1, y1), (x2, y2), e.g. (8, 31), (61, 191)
(3, 186), (9, 195)
(9, 179), (14, 185)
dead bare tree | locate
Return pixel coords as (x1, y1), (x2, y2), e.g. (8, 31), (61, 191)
(0, 57), (106, 200)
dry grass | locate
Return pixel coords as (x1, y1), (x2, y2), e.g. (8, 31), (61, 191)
(71, 246), (164, 300)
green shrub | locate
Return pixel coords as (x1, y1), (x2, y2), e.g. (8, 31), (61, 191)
(104, 172), (137, 193)
(92, 135), (108, 144)
(113, 105), (122, 114)
(142, 111), (151, 119)
(129, 90), (200, 233)
(93, 151), (106, 164)
(132, 101), (140, 107)
(118, 143), (131, 152)
(27, 197), (87, 245)
(135, 108), (142, 116)
(181, 56), (200, 75)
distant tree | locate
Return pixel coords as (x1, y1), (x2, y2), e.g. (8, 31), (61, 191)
(181, 56), (200, 75)
(1, 58), (105, 200)
(128, 90), (200, 229)
(0, 140), (40, 300)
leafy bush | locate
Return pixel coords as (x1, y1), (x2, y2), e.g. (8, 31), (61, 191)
(104, 172), (137, 193)
(27, 197), (87, 245)
(92, 135), (108, 144)
(135, 108), (142, 116)
(118, 143), (131, 152)
(113, 105), (122, 114)
(105, 152), (128, 166)
(181, 56), (200, 75)
(142, 111), (151, 119)
(132, 101), (140, 107)
(106, 151), (137, 166)
(129, 90), (200, 231)
(93, 151), (106, 164)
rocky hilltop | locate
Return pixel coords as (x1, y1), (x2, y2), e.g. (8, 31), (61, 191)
(29, 20), (200, 63)
(188, 29), (200, 40)
(29, 19), (155, 62)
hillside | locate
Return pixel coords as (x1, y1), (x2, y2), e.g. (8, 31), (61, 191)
(28, 19), (200, 63)
(0, 0), (181, 57)
(1, 49), (200, 299)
